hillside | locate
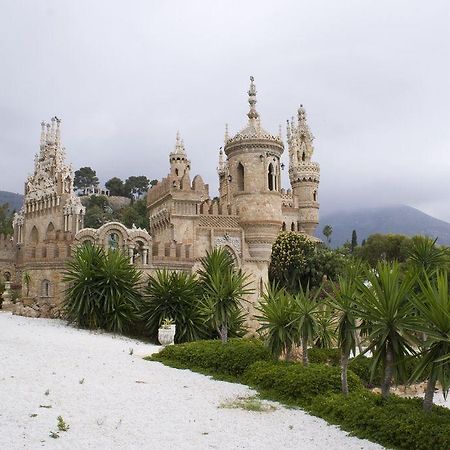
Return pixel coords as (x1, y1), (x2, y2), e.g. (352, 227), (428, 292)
(318, 205), (450, 247)
(0, 191), (23, 212)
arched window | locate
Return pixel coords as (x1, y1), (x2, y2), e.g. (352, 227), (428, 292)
(282, 222), (286, 231)
(291, 222), (295, 231)
(268, 163), (275, 191)
(302, 151), (306, 162)
(108, 233), (119, 250)
(236, 163), (244, 191)
(45, 222), (55, 241)
(41, 279), (51, 297)
(30, 226), (39, 243)
(313, 190), (317, 201)
(175, 168), (179, 176)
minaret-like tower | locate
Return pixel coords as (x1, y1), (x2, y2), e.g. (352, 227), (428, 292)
(287, 105), (320, 235)
(169, 131), (190, 179)
(224, 76), (284, 260)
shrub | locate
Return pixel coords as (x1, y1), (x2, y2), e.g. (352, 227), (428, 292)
(63, 244), (141, 333)
(309, 391), (450, 450)
(142, 269), (206, 343)
(348, 355), (425, 387)
(151, 338), (272, 376)
(308, 348), (341, 366)
(243, 360), (362, 405)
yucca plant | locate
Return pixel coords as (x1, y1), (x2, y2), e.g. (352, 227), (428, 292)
(255, 283), (298, 360)
(142, 269), (205, 343)
(314, 306), (336, 349)
(198, 248), (253, 343)
(327, 273), (360, 395)
(354, 262), (418, 399)
(410, 271), (450, 411)
(63, 244), (142, 333)
(293, 285), (322, 366)
(408, 237), (449, 276)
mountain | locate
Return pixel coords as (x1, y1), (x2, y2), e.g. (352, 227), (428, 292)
(318, 205), (450, 247)
(0, 190), (23, 212)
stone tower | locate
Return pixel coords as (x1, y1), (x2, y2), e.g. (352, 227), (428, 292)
(287, 105), (320, 235)
(12, 117), (85, 314)
(223, 76), (284, 260)
(169, 131), (191, 180)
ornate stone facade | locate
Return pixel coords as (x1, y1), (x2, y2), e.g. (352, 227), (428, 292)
(0, 78), (320, 323)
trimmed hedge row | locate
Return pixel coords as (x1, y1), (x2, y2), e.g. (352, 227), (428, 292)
(309, 391), (450, 450)
(150, 338), (272, 376)
(243, 360), (362, 405)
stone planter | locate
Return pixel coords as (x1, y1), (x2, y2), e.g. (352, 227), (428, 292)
(158, 324), (176, 346)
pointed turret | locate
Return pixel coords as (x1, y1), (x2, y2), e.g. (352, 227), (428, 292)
(288, 105), (320, 235)
(169, 131), (190, 178)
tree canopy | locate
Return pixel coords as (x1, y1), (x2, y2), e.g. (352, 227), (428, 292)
(74, 167), (99, 190)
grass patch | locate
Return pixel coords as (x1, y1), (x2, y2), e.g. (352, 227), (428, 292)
(219, 395), (276, 412)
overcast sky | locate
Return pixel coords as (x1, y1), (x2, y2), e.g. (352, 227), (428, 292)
(1, 0), (449, 220)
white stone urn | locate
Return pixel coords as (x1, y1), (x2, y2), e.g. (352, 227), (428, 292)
(1, 281), (13, 311)
(158, 324), (176, 346)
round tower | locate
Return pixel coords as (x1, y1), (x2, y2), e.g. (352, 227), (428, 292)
(287, 105), (320, 235)
(224, 77), (284, 260)
(169, 131), (190, 179)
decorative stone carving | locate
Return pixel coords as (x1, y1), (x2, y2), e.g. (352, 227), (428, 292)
(214, 233), (242, 257)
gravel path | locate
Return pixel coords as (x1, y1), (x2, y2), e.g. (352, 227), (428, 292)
(0, 312), (384, 449)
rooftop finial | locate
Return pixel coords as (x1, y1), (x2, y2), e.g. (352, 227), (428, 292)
(247, 75), (259, 122)
(55, 117), (61, 145)
(173, 130), (186, 155)
(224, 123), (229, 143)
(40, 121), (46, 146)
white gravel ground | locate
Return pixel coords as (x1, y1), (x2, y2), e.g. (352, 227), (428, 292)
(0, 312), (384, 450)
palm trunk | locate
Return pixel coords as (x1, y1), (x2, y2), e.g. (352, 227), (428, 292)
(218, 324), (228, 344)
(381, 347), (394, 399)
(423, 377), (436, 412)
(355, 331), (363, 354)
(302, 336), (308, 366)
(341, 352), (349, 396)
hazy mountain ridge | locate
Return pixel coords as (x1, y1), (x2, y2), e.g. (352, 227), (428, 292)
(0, 190), (23, 212)
(318, 205), (450, 247)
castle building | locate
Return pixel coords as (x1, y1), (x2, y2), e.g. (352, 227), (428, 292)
(1, 78), (320, 322)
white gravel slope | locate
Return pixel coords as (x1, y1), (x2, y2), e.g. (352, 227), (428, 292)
(0, 312), (384, 450)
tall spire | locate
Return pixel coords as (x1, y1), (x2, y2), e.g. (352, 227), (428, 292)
(173, 130), (186, 155)
(247, 76), (259, 123)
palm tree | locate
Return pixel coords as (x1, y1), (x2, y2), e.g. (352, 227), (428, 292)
(63, 244), (142, 333)
(354, 262), (418, 399)
(255, 283), (298, 360)
(198, 248), (253, 343)
(410, 271), (450, 411)
(327, 273), (360, 395)
(322, 225), (333, 245)
(293, 285), (321, 366)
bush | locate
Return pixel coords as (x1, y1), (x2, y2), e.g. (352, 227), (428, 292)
(348, 355), (426, 387)
(142, 269), (206, 343)
(309, 391), (450, 450)
(63, 244), (141, 333)
(243, 360), (362, 405)
(308, 348), (341, 366)
(151, 338), (272, 376)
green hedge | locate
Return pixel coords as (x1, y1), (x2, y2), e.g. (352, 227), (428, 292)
(348, 355), (426, 387)
(308, 348), (341, 365)
(243, 360), (362, 405)
(309, 391), (450, 450)
(150, 338), (272, 376)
